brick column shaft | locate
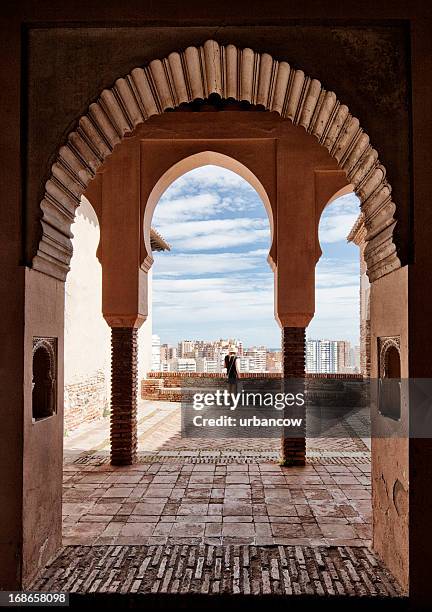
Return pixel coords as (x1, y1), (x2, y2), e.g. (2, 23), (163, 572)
(110, 327), (138, 465)
(281, 326), (306, 465)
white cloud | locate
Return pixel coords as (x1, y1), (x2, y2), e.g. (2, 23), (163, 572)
(155, 165), (267, 222)
(160, 165), (251, 197)
(156, 217), (271, 251)
(319, 213), (359, 243)
(154, 193), (221, 222)
(307, 284), (360, 343)
(319, 192), (360, 244)
(315, 258), (359, 288)
(308, 254), (359, 343)
(153, 250), (272, 277)
(153, 276), (275, 329)
(150, 168), (360, 346)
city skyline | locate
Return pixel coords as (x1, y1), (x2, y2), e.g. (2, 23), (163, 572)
(151, 334), (360, 374)
(151, 165), (360, 346)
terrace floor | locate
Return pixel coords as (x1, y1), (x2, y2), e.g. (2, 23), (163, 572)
(63, 400), (371, 547)
(29, 401), (408, 603)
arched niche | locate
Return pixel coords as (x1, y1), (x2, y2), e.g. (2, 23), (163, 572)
(378, 336), (401, 421)
(32, 337), (57, 421)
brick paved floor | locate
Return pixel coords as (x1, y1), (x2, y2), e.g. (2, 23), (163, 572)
(64, 400), (370, 457)
(35, 403), (395, 600)
(30, 543), (404, 598)
(63, 460), (371, 547)
(63, 401), (371, 547)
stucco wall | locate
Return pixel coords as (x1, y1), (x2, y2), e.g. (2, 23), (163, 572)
(64, 196), (110, 429)
(23, 268), (64, 586)
(138, 268), (153, 382)
(64, 196), (153, 430)
(370, 265), (409, 590)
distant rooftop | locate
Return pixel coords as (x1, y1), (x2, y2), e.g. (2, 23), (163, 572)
(347, 213), (365, 244)
(150, 228), (171, 252)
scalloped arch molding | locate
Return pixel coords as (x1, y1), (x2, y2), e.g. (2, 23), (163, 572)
(33, 39), (400, 283)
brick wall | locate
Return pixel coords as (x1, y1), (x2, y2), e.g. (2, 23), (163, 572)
(360, 320), (371, 377)
(142, 371), (364, 403)
(64, 370), (108, 431)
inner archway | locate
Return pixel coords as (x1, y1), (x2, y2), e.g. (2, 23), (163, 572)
(150, 161), (275, 349)
(143, 162), (279, 455)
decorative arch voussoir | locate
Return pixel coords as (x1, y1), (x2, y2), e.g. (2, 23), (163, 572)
(32, 39), (401, 283)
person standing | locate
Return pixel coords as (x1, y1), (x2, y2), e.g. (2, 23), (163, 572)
(224, 349), (239, 397)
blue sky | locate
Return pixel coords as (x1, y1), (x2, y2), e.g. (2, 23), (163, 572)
(151, 165), (360, 348)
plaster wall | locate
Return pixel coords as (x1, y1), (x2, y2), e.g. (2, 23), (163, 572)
(64, 197), (110, 427)
(370, 265), (408, 590)
(64, 196), (153, 430)
(65, 197), (109, 385)
(22, 269), (64, 586)
(138, 269), (153, 382)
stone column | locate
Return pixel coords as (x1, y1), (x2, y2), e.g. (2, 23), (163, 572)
(281, 326), (306, 465)
(110, 327), (138, 465)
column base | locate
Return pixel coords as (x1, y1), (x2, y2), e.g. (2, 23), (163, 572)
(281, 437), (306, 466)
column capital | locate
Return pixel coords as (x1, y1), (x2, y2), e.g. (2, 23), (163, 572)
(276, 312), (312, 328)
(104, 314), (146, 329)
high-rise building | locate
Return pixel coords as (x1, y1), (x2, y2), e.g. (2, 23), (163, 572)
(178, 340), (195, 358)
(306, 339), (320, 373)
(196, 357), (219, 373)
(266, 350), (282, 373)
(336, 340), (351, 373)
(243, 346), (267, 372)
(176, 358), (197, 373)
(151, 334), (161, 371)
(238, 357), (251, 373)
(306, 339), (338, 373)
(352, 345), (361, 373)
(160, 343), (169, 363)
(320, 340), (338, 373)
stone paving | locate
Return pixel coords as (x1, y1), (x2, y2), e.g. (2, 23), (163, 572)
(63, 460), (371, 547)
(33, 402), (399, 600)
(63, 400), (371, 547)
(64, 400), (370, 458)
(31, 543), (403, 598)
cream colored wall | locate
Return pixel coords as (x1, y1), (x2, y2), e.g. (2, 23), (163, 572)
(138, 268), (153, 380)
(64, 196), (111, 391)
(64, 196), (153, 406)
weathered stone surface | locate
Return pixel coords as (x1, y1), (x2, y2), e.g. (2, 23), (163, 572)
(64, 371), (108, 431)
